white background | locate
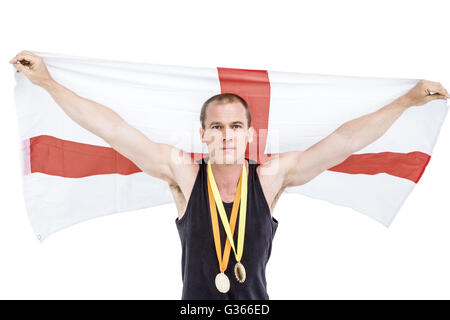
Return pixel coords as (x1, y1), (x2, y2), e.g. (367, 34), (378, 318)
(1, 0), (449, 300)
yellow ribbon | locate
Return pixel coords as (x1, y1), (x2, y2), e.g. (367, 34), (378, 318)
(207, 159), (247, 264)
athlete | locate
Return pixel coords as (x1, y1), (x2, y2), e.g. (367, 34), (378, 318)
(10, 50), (449, 299)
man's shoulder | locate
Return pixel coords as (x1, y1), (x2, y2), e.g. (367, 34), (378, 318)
(257, 154), (284, 176)
(166, 152), (200, 187)
(256, 155), (291, 212)
(256, 152), (305, 186)
(256, 155), (285, 186)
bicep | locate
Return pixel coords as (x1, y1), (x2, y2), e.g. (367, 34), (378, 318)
(105, 121), (180, 184)
(282, 132), (352, 187)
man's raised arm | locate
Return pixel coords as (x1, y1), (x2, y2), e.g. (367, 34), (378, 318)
(10, 50), (189, 185)
(276, 79), (449, 188)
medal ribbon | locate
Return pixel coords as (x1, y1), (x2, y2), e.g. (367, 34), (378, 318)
(207, 160), (248, 273)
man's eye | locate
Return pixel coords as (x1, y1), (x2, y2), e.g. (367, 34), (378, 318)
(211, 125), (240, 129)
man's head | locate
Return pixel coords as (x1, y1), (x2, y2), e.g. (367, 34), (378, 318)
(199, 93), (255, 164)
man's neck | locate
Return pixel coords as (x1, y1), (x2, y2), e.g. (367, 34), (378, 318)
(209, 157), (249, 192)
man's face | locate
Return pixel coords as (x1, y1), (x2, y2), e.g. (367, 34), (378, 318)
(199, 102), (254, 164)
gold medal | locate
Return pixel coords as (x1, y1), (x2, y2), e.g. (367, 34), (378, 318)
(234, 261), (246, 283)
(215, 272), (230, 293)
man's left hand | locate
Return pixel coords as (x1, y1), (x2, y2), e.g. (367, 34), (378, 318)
(402, 79), (449, 107)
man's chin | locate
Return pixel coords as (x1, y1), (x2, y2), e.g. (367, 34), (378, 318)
(211, 153), (244, 164)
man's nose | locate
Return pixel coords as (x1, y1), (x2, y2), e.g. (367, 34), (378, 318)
(223, 128), (234, 140)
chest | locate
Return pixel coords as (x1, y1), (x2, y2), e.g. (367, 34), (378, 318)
(170, 166), (283, 219)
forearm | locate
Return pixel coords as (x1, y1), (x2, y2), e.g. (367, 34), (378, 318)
(43, 80), (125, 141)
(335, 95), (412, 153)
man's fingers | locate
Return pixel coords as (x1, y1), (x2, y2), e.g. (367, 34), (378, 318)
(9, 52), (36, 65)
(425, 93), (447, 102)
(434, 83), (448, 98)
(15, 50), (36, 60)
(10, 53), (35, 65)
(19, 50), (35, 55)
(442, 86), (450, 98)
(12, 61), (30, 74)
(424, 81), (449, 98)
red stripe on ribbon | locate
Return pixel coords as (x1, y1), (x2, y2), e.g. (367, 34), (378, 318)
(25, 135), (430, 183)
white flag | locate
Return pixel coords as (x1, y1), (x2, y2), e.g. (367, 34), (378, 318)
(13, 50), (449, 241)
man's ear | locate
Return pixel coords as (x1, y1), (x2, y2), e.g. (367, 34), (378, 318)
(248, 126), (255, 143)
(199, 127), (205, 143)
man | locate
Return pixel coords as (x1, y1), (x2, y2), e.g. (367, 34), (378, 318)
(10, 50), (449, 299)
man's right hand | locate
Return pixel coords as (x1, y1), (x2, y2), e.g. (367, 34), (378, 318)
(9, 50), (54, 89)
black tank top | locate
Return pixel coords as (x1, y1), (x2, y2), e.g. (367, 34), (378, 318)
(175, 157), (279, 300)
